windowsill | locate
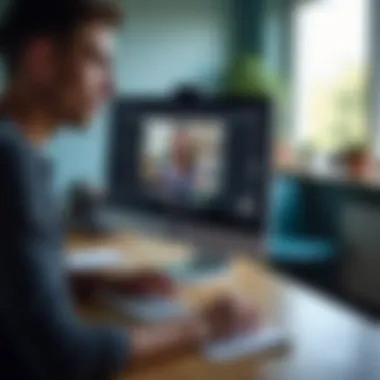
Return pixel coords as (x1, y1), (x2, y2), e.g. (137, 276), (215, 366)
(275, 159), (380, 191)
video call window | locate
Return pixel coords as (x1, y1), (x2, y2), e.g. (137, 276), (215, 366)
(140, 116), (225, 206)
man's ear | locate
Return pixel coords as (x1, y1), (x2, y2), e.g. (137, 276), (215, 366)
(24, 38), (56, 84)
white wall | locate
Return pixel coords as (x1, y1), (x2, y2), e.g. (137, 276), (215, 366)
(46, 0), (232, 197)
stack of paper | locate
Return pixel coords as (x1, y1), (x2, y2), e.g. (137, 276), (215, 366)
(66, 249), (127, 272)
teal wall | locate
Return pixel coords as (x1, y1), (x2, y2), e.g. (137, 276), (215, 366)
(233, 0), (267, 55)
(45, 0), (233, 197)
(232, 0), (291, 65)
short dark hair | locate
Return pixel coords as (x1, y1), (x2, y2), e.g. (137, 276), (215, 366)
(0, 0), (122, 72)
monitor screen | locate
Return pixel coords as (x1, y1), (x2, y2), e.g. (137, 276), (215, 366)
(139, 116), (225, 207)
(108, 97), (272, 232)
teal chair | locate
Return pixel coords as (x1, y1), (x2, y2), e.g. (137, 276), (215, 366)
(268, 176), (341, 288)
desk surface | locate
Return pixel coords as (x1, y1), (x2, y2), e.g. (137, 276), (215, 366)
(69, 233), (283, 380)
(69, 233), (380, 380)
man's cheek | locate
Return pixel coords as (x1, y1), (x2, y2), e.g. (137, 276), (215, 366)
(83, 70), (102, 106)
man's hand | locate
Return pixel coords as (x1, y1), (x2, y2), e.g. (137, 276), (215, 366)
(107, 270), (176, 297)
(129, 295), (260, 368)
(70, 270), (176, 301)
(201, 295), (260, 342)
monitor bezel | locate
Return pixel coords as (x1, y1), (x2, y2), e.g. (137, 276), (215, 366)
(107, 96), (272, 234)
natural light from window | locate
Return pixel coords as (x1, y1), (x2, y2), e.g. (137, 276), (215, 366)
(294, 0), (369, 153)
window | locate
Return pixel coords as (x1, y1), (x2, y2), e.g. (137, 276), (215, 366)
(293, 0), (370, 153)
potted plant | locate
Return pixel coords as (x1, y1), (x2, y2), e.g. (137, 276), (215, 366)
(224, 55), (278, 98)
(341, 142), (368, 176)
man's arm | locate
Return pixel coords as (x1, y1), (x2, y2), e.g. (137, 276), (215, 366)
(129, 318), (206, 369)
(70, 270), (176, 302)
(0, 140), (129, 380)
(128, 295), (258, 369)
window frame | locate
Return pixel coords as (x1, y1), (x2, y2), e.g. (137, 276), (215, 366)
(275, 0), (376, 154)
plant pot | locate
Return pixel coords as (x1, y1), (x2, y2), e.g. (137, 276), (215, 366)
(345, 152), (367, 176)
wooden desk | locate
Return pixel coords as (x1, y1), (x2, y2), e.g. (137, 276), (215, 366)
(68, 233), (285, 380)
(69, 232), (380, 380)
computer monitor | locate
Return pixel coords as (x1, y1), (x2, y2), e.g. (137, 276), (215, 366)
(108, 97), (272, 233)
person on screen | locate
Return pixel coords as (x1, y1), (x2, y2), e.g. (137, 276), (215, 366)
(160, 129), (197, 202)
(0, 1), (258, 379)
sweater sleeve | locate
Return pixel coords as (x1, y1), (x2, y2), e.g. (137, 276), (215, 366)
(0, 136), (130, 380)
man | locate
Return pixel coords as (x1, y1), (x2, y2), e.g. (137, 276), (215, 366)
(0, 1), (258, 379)
(160, 129), (197, 202)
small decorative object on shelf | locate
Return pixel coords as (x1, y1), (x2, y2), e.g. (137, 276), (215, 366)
(342, 144), (368, 177)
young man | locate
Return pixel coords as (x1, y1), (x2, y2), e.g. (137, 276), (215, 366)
(0, 1), (258, 379)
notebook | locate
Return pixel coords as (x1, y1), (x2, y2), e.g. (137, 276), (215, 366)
(66, 249), (126, 272)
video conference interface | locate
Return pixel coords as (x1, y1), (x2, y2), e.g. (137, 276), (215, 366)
(139, 116), (225, 206)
